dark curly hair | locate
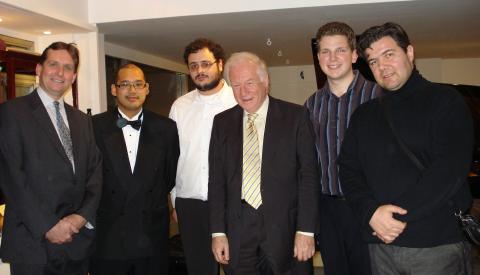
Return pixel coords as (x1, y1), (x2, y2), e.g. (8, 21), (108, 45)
(183, 38), (225, 64)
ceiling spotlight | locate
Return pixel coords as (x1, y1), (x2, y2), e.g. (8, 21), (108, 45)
(0, 18), (3, 22)
(266, 38), (272, 46)
(43, 31), (52, 35)
(277, 50), (282, 57)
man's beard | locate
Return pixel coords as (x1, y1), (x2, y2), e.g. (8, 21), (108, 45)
(194, 74), (222, 92)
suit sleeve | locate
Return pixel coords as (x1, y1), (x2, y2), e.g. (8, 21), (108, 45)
(75, 117), (103, 226)
(208, 116), (227, 234)
(166, 122), (180, 193)
(295, 108), (320, 232)
(394, 93), (473, 222)
(338, 111), (381, 228)
(0, 105), (58, 238)
(168, 103), (179, 208)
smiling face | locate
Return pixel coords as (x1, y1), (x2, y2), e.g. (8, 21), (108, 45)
(229, 60), (269, 114)
(364, 36), (414, 91)
(187, 48), (223, 94)
(111, 66), (149, 118)
(317, 34), (358, 83)
(36, 49), (77, 100)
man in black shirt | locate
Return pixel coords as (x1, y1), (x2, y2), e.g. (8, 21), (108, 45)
(339, 22), (473, 274)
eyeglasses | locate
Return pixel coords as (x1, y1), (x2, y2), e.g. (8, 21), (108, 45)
(188, 61), (217, 71)
(115, 81), (147, 90)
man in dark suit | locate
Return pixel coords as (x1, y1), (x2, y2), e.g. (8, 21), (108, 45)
(209, 52), (319, 275)
(89, 63), (179, 275)
(0, 42), (103, 275)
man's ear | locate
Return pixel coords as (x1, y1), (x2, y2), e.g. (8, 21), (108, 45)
(406, 45), (415, 64)
(111, 84), (117, 97)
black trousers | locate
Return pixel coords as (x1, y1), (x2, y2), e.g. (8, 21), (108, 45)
(176, 197), (219, 275)
(224, 202), (313, 275)
(317, 195), (371, 275)
(89, 255), (168, 275)
(10, 258), (88, 275)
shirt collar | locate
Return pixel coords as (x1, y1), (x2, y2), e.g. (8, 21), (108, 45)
(118, 108), (143, 121)
(327, 70), (359, 99)
(37, 86), (66, 109)
(243, 95), (269, 120)
(195, 80), (228, 104)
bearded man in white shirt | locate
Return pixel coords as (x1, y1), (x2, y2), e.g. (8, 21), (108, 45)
(169, 38), (237, 275)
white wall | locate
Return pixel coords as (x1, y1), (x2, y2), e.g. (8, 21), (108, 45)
(269, 57), (480, 105)
(105, 42), (187, 74)
(268, 65), (316, 105)
(2, 0), (94, 30)
(88, 0), (414, 23)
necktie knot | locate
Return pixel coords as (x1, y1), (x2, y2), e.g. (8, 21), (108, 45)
(247, 113), (258, 124)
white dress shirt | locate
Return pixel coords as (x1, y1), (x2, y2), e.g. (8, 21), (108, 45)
(169, 81), (237, 208)
(118, 108), (143, 173)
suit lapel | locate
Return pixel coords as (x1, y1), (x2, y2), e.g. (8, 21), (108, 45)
(103, 111), (132, 190)
(29, 91), (73, 170)
(230, 106), (244, 183)
(262, 97), (281, 170)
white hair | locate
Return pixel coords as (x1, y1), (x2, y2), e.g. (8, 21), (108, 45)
(223, 52), (269, 86)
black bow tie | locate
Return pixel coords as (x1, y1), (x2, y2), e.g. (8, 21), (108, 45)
(117, 112), (143, 130)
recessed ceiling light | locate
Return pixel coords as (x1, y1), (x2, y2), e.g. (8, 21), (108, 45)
(43, 31), (52, 35)
(0, 18), (3, 22)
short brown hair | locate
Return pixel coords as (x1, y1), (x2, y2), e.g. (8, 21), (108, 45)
(316, 22), (356, 52)
(39, 42), (80, 72)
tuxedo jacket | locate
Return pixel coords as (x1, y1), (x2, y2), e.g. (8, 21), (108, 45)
(91, 109), (179, 259)
(0, 90), (103, 264)
(208, 96), (319, 271)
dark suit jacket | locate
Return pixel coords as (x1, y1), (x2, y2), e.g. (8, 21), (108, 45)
(91, 109), (179, 259)
(208, 96), (319, 271)
(0, 90), (103, 264)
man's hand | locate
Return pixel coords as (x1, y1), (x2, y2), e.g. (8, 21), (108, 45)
(62, 214), (87, 231)
(293, 233), (315, 261)
(171, 208), (178, 223)
(45, 219), (78, 244)
(369, 204), (407, 244)
(212, 235), (230, 265)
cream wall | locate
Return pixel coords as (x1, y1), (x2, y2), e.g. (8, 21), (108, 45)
(268, 65), (317, 105)
(2, 0), (94, 30)
(105, 42), (187, 74)
(269, 57), (480, 105)
(88, 0), (413, 23)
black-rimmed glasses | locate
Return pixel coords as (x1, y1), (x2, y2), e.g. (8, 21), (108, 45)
(115, 81), (147, 90)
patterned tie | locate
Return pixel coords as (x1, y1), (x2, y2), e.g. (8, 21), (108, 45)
(54, 101), (74, 167)
(242, 113), (262, 209)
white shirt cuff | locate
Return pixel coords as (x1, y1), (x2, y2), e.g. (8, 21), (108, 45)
(296, 231), (314, 237)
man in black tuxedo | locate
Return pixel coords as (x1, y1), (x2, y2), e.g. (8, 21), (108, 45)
(0, 42), (102, 275)
(89, 63), (179, 275)
(209, 52), (319, 274)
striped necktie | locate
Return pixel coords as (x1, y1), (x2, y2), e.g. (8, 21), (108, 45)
(54, 101), (74, 167)
(242, 113), (262, 209)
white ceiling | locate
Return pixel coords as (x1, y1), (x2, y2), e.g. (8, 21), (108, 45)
(1, 0), (479, 67)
